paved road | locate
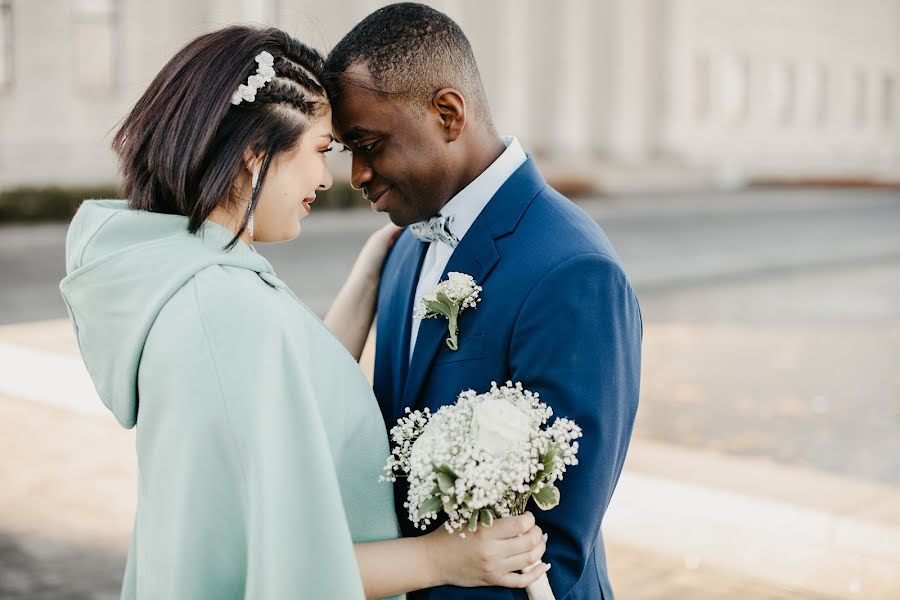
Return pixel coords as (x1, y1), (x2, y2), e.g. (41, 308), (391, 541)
(2, 188), (899, 486)
(2, 188), (898, 322)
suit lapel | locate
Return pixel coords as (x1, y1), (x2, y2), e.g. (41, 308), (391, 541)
(400, 157), (547, 411)
(387, 237), (428, 423)
(402, 220), (499, 409)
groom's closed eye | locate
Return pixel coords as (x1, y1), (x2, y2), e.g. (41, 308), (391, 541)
(353, 139), (380, 155)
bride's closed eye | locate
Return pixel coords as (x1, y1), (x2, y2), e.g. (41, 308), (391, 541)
(321, 142), (348, 155)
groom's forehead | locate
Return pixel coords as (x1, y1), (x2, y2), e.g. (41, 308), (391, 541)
(333, 82), (412, 138)
(332, 89), (393, 140)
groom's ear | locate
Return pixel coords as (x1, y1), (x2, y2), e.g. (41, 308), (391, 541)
(431, 88), (466, 142)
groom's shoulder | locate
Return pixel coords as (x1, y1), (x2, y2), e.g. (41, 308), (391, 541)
(514, 183), (620, 266)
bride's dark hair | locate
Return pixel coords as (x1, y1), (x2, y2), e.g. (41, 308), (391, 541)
(112, 26), (327, 247)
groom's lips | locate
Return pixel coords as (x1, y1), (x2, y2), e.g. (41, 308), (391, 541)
(368, 186), (393, 212)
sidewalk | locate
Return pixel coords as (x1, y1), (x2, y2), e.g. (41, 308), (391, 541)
(1, 320), (898, 599)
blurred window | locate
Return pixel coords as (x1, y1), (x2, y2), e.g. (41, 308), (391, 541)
(882, 75), (895, 127)
(853, 69), (867, 126)
(720, 54), (750, 125)
(813, 64), (829, 126)
(770, 62), (796, 125)
(694, 54), (711, 120)
(73, 0), (118, 91)
(0, 0), (11, 90)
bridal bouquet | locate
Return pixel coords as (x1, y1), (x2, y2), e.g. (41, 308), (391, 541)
(382, 381), (583, 600)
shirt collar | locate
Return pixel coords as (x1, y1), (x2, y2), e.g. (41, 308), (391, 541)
(439, 136), (526, 243)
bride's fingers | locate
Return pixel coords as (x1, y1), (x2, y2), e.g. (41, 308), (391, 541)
(486, 512), (535, 539)
(496, 525), (544, 557)
(499, 537), (547, 574)
(496, 562), (551, 589)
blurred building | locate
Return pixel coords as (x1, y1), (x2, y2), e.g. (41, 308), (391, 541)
(1, 0), (898, 192)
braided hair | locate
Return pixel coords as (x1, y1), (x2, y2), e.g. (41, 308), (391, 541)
(113, 26), (328, 248)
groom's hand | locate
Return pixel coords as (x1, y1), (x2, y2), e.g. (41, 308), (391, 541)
(424, 511), (550, 589)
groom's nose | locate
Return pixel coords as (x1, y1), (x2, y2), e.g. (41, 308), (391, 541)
(350, 153), (374, 191)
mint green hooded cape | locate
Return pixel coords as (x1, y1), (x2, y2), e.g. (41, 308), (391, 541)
(60, 201), (401, 599)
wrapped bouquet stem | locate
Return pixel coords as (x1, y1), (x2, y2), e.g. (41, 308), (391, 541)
(522, 560), (555, 600)
(382, 382), (583, 600)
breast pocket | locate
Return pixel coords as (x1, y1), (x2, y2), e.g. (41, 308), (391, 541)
(433, 333), (485, 365)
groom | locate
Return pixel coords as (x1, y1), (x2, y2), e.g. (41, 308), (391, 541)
(325, 4), (641, 599)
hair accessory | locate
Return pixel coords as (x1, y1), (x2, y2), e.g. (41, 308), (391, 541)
(247, 162), (261, 239)
(230, 51), (276, 106)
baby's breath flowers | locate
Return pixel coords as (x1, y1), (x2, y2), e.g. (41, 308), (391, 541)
(414, 272), (482, 350)
(381, 381), (582, 536)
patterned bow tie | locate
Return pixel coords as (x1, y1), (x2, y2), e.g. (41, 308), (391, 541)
(409, 213), (459, 248)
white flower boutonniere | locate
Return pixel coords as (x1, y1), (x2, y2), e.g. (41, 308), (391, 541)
(414, 272), (482, 350)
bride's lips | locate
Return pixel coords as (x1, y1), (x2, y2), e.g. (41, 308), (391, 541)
(302, 196), (315, 212)
(367, 186), (393, 212)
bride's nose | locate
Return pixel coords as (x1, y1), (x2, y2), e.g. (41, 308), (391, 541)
(319, 164), (334, 191)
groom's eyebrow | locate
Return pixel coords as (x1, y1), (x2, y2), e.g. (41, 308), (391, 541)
(343, 127), (379, 142)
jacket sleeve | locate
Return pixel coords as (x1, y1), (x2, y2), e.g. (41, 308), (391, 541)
(509, 253), (642, 599)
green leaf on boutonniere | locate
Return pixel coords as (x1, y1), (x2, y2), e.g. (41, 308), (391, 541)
(436, 291), (455, 308)
(424, 298), (452, 319)
(416, 273), (482, 351)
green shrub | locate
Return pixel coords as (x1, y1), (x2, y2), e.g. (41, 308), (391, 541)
(0, 182), (367, 223)
(0, 187), (121, 222)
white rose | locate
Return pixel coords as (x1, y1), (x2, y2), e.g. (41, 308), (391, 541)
(472, 397), (532, 456)
(448, 272), (474, 287)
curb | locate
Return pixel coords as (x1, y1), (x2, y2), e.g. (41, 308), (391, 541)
(605, 441), (900, 599)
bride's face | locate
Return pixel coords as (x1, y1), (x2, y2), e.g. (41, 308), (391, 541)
(250, 109), (335, 242)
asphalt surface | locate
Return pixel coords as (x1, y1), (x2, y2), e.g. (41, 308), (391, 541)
(2, 187), (899, 485)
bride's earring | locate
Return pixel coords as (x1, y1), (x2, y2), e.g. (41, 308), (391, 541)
(248, 163), (260, 240)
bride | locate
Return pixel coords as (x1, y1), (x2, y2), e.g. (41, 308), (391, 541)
(59, 25), (548, 599)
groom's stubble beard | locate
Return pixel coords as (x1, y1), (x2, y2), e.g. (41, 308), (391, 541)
(378, 183), (451, 227)
(367, 146), (458, 226)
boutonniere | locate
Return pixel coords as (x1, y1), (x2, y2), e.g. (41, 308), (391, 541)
(414, 272), (482, 350)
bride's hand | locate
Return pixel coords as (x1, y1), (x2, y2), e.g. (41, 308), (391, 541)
(351, 223), (404, 283)
(424, 512), (550, 589)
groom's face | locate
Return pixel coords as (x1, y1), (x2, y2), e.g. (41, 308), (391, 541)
(331, 64), (455, 227)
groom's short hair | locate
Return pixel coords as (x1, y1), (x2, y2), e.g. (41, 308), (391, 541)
(324, 2), (492, 123)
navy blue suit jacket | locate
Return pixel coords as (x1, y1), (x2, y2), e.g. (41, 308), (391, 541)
(373, 158), (642, 600)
